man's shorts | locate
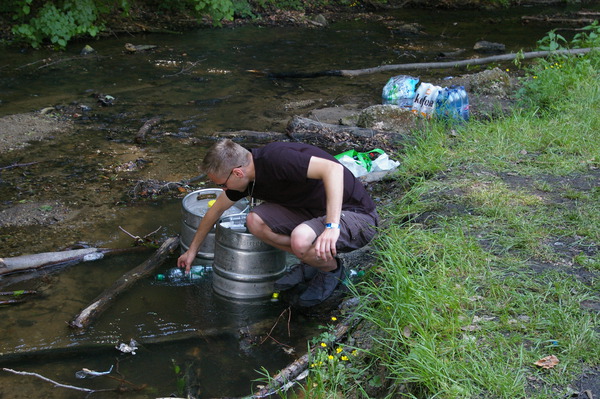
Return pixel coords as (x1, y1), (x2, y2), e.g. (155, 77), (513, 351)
(250, 203), (378, 252)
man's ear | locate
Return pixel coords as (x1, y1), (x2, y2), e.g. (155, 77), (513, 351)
(233, 167), (244, 178)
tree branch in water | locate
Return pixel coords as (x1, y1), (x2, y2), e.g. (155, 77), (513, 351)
(254, 48), (593, 78)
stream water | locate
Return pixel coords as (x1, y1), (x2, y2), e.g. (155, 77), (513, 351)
(0, 4), (597, 398)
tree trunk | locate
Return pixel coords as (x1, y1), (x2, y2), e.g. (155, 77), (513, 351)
(69, 237), (180, 330)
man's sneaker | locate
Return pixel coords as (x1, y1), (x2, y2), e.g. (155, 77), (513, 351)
(274, 263), (318, 291)
(297, 263), (344, 307)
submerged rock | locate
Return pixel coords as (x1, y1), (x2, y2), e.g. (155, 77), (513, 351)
(473, 40), (506, 53)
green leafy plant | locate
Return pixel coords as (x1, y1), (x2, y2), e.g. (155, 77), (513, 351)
(536, 29), (568, 51)
(304, 324), (369, 398)
(571, 20), (600, 49)
(11, 0), (102, 48)
(171, 359), (186, 396)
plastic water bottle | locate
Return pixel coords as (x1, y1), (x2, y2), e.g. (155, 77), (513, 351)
(189, 265), (208, 280)
(447, 89), (461, 120)
(457, 86), (470, 121)
(434, 87), (450, 119)
(167, 267), (184, 281)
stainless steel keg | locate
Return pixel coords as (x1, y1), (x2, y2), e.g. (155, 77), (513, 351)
(212, 214), (286, 299)
(180, 189), (248, 265)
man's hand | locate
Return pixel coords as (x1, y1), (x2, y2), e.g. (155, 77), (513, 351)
(314, 227), (340, 261)
(177, 250), (195, 273)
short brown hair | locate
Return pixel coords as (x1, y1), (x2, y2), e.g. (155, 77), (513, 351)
(201, 139), (250, 176)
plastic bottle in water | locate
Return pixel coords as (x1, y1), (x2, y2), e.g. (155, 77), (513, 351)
(156, 266), (209, 282)
(411, 82), (432, 116)
(189, 265), (209, 280)
(167, 267), (184, 281)
(419, 85), (442, 118)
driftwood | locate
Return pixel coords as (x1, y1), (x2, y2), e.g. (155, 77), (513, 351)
(288, 116), (379, 139)
(2, 368), (98, 393)
(0, 290), (37, 306)
(214, 130), (287, 143)
(134, 117), (161, 144)
(69, 236), (180, 329)
(522, 16), (598, 25)
(2, 367), (145, 394)
(286, 116), (412, 150)
(258, 48), (594, 78)
(0, 247), (149, 276)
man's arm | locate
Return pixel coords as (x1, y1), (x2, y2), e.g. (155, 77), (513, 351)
(306, 156), (344, 261)
(177, 192), (235, 272)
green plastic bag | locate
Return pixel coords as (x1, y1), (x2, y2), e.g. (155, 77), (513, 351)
(334, 148), (385, 172)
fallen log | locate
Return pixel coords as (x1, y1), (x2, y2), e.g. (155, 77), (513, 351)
(214, 130), (287, 143)
(286, 116), (412, 150)
(521, 15), (598, 25)
(257, 48), (594, 78)
(0, 247), (148, 276)
(287, 116), (379, 139)
(69, 236), (180, 330)
(0, 290), (37, 305)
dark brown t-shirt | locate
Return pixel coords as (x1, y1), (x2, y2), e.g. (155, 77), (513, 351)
(225, 142), (376, 214)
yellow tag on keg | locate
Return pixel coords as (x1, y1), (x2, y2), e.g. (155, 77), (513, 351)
(208, 200), (216, 207)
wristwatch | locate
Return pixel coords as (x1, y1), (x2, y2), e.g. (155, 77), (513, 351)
(325, 223), (340, 229)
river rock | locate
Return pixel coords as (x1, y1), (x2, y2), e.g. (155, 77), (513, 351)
(312, 14), (328, 27)
(80, 45), (96, 55)
(439, 68), (518, 119)
(383, 21), (424, 36)
(473, 40), (506, 53)
(357, 105), (415, 134)
(308, 105), (361, 125)
(469, 68), (513, 96)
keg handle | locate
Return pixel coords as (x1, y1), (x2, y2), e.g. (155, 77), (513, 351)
(197, 193), (218, 201)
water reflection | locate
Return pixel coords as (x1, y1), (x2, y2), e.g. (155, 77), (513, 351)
(0, 251), (316, 397)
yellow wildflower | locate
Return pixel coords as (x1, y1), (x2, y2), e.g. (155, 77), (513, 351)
(336, 347), (343, 353)
(328, 355), (334, 360)
(331, 316), (337, 321)
(341, 356), (349, 361)
(320, 342), (327, 348)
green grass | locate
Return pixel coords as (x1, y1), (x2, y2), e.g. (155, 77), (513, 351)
(299, 37), (600, 398)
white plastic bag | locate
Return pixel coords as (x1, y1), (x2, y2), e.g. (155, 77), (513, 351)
(337, 155), (369, 177)
(371, 153), (400, 173)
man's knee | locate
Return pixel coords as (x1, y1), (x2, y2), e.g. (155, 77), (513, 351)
(290, 224), (316, 256)
(246, 212), (266, 235)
